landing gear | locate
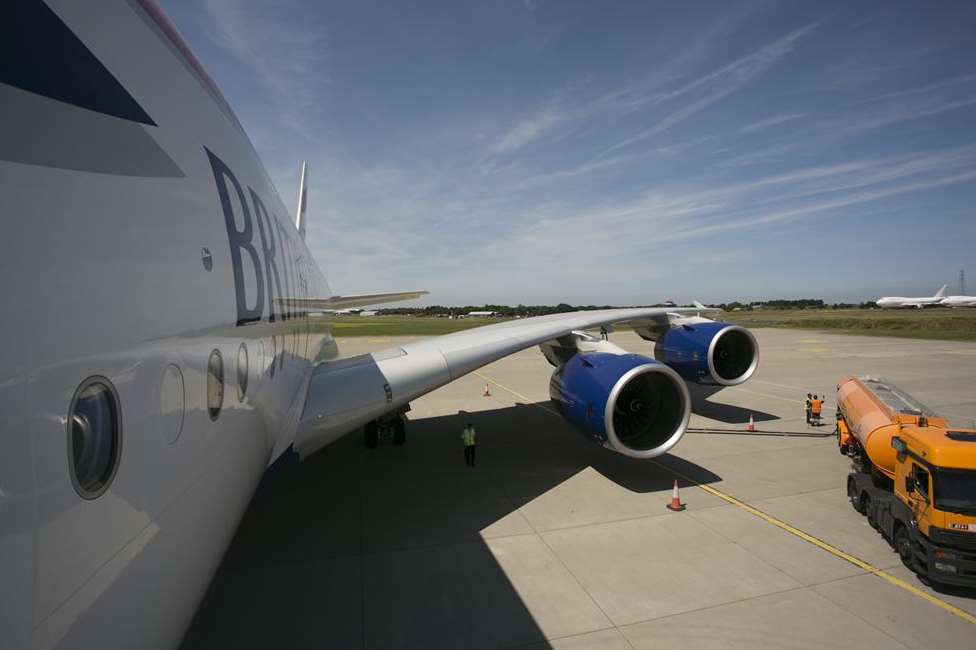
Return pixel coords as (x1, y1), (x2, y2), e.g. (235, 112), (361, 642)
(364, 421), (379, 449)
(393, 417), (406, 446)
(364, 407), (409, 448)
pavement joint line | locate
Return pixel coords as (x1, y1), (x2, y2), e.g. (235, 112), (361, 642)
(499, 626), (625, 650)
(477, 368), (976, 627)
(530, 501), (731, 536)
(650, 459), (976, 626)
(727, 385), (835, 407)
(534, 524), (630, 647)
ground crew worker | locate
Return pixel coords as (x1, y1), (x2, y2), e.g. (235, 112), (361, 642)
(805, 393), (812, 424)
(811, 394), (822, 425)
(461, 421), (476, 467)
(600, 326), (609, 341)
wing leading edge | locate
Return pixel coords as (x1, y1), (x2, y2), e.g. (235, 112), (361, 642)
(294, 306), (710, 458)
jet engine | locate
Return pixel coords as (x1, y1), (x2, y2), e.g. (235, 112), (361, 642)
(549, 352), (690, 459)
(654, 320), (758, 386)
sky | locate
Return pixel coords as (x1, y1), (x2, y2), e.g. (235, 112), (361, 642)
(161, 0), (976, 305)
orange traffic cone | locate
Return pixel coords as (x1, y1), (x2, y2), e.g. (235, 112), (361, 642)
(666, 480), (685, 511)
(483, 383), (491, 397)
(746, 413), (755, 432)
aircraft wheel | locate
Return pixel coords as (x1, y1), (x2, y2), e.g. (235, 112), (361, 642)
(365, 421), (379, 449)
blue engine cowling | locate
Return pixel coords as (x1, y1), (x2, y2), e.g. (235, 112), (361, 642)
(549, 352), (690, 459)
(654, 321), (758, 386)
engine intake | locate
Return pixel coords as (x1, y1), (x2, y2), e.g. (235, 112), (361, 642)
(655, 322), (758, 386)
(549, 353), (690, 459)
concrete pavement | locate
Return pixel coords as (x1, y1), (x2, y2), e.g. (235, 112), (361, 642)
(182, 329), (976, 649)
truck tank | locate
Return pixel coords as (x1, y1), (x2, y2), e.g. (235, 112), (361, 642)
(836, 376), (947, 480)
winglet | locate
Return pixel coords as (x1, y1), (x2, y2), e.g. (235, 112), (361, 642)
(295, 161), (308, 239)
(935, 284), (947, 299)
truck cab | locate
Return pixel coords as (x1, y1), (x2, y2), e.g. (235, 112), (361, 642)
(889, 428), (976, 582)
(838, 376), (976, 587)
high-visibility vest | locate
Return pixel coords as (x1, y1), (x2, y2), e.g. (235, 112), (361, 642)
(462, 427), (476, 446)
(811, 399), (822, 415)
(805, 398), (812, 411)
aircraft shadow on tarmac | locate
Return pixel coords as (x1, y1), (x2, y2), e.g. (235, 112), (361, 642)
(181, 401), (722, 650)
(690, 396), (779, 424)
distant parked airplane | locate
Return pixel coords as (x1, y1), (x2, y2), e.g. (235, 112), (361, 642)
(876, 285), (947, 309)
(940, 295), (976, 308)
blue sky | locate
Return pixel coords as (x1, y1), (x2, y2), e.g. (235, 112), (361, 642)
(162, 0), (976, 304)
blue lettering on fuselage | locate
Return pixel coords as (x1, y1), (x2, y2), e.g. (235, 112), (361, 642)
(206, 148), (305, 327)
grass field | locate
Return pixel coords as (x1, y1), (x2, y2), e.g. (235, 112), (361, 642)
(327, 309), (976, 341)
(328, 315), (509, 337)
(720, 308), (976, 341)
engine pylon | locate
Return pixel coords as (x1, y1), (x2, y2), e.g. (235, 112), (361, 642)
(666, 480), (685, 512)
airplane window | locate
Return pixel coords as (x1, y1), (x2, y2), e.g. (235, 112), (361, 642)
(207, 349), (224, 420)
(237, 342), (248, 401)
(68, 377), (121, 499)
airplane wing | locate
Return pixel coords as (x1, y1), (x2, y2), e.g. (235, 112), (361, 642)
(295, 306), (707, 458)
(286, 291), (430, 310)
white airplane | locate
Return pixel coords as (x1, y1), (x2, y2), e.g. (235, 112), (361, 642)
(0, 2), (760, 648)
(875, 285), (947, 309)
(940, 295), (976, 308)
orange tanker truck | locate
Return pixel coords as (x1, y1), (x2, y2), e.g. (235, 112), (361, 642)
(837, 375), (976, 586)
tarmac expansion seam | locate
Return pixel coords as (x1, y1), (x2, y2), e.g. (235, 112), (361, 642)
(651, 460), (976, 626)
(474, 369), (976, 627)
(471, 414), (639, 650)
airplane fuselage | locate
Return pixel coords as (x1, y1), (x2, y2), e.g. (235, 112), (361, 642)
(941, 296), (976, 308)
(1, 2), (335, 647)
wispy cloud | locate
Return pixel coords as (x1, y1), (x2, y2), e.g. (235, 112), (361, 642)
(202, 0), (329, 135)
(492, 105), (566, 153)
(600, 23), (818, 156)
(737, 113), (805, 135)
(170, 0), (976, 303)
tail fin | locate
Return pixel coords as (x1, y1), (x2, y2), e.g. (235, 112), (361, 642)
(935, 284), (947, 298)
(295, 161), (308, 239)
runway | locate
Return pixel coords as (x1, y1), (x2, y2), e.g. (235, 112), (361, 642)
(182, 329), (976, 649)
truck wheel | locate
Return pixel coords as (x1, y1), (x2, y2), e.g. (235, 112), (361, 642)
(893, 525), (913, 568)
(365, 422), (379, 449)
(393, 418), (406, 446)
(858, 491), (872, 519)
(861, 492), (881, 531)
(866, 496), (880, 530)
(851, 487), (866, 514)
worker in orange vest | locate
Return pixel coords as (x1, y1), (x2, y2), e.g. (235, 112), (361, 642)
(810, 394), (823, 426)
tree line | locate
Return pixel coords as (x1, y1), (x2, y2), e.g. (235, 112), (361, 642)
(377, 299), (880, 317)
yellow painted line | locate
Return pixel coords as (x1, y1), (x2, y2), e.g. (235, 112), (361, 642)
(655, 461), (976, 625)
(367, 338), (391, 343)
(800, 347), (831, 353)
(473, 370), (541, 404)
(478, 369), (976, 626)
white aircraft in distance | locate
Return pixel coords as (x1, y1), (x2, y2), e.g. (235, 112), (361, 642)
(940, 295), (976, 308)
(875, 285), (947, 309)
(0, 2), (760, 648)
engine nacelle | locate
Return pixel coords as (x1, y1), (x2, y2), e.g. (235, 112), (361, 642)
(655, 321), (758, 386)
(549, 352), (690, 459)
